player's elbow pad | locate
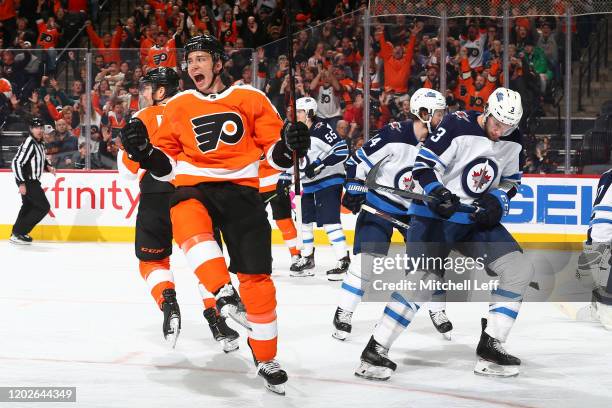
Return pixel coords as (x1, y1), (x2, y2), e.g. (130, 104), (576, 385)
(269, 141), (294, 170)
(140, 148), (173, 178)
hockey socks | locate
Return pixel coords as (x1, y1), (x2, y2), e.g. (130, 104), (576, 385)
(139, 258), (174, 308)
(324, 223), (347, 260)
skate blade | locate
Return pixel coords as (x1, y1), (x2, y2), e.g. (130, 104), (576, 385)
(326, 273), (346, 281)
(164, 317), (180, 349)
(264, 382), (285, 395)
(9, 238), (31, 245)
(332, 330), (349, 341)
(290, 270), (315, 277)
(220, 305), (252, 331)
(474, 359), (519, 378)
(354, 361), (392, 381)
(442, 331), (452, 341)
(222, 338), (240, 353)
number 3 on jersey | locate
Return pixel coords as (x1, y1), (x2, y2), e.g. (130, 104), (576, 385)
(430, 127), (446, 143)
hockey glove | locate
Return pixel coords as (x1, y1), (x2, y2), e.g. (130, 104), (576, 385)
(282, 121), (310, 158)
(429, 186), (460, 219)
(304, 159), (324, 179)
(120, 117), (152, 162)
(342, 179), (367, 214)
(276, 172), (293, 198)
(470, 191), (508, 228)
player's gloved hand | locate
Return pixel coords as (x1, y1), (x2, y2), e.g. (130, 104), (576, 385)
(276, 172), (293, 198)
(120, 117), (152, 162)
(429, 186), (460, 219)
(470, 190), (508, 227)
(342, 179), (367, 214)
(303, 159), (323, 179)
(282, 121), (310, 158)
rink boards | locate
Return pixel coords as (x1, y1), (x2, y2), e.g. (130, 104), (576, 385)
(0, 170), (600, 245)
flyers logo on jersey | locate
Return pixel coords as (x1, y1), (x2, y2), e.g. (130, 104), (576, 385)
(191, 112), (245, 153)
(153, 53), (168, 65)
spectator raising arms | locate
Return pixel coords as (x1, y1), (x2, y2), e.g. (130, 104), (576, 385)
(85, 19), (123, 64)
(376, 22), (422, 95)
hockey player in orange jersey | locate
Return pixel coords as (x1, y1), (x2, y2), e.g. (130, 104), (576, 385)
(120, 35), (310, 394)
(258, 156), (302, 270)
(118, 67), (239, 352)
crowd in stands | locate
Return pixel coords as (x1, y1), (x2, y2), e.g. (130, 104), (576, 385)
(0, 0), (599, 173)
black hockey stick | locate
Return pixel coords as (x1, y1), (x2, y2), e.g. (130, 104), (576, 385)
(366, 160), (477, 213)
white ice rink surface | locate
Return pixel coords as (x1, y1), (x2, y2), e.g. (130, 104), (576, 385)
(1, 242), (611, 408)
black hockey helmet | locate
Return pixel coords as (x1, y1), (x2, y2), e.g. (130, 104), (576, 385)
(30, 117), (44, 128)
(139, 67), (180, 98)
(184, 34), (229, 63)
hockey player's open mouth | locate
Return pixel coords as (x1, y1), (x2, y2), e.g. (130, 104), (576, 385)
(193, 74), (205, 86)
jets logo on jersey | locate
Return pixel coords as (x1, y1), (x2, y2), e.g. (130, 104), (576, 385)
(461, 157), (498, 198)
(389, 121), (402, 131)
(191, 112), (245, 154)
(453, 111), (470, 122)
(394, 166), (414, 191)
(153, 53), (168, 65)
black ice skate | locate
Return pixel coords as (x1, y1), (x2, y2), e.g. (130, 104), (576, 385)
(255, 359), (288, 395)
(290, 249), (315, 277)
(429, 309), (453, 340)
(332, 306), (353, 341)
(203, 307), (239, 353)
(289, 255), (302, 272)
(161, 288), (181, 349)
(9, 233), (32, 245)
(474, 318), (520, 377)
(326, 252), (350, 281)
(355, 336), (397, 381)
(215, 283), (251, 330)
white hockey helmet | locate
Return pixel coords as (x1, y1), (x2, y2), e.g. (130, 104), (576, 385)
(296, 96), (318, 118)
(410, 88), (447, 132)
(485, 87), (523, 135)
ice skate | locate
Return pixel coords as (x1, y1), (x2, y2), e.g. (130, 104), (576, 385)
(474, 318), (520, 377)
(429, 309), (453, 340)
(255, 359), (288, 395)
(332, 306), (353, 341)
(203, 307), (239, 353)
(215, 283), (251, 330)
(326, 253), (350, 281)
(9, 233), (32, 245)
(355, 336), (397, 381)
(161, 288), (181, 349)
(289, 254), (303, 272)
(290, 251), (315, 277)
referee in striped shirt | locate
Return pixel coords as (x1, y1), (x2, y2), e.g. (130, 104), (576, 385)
(10, 117), (56, 245)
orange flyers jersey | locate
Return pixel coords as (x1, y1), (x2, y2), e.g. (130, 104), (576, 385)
(152, 84), (284, 188)
(258, 156), (281, 193)
(117, 104), (165, 181)
(145, 38), (178, 69)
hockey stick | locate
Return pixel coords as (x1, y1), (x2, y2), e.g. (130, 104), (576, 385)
(366, 160), (477, 213)
(286, 0), (303, 249)
(361, 204), (410, 230)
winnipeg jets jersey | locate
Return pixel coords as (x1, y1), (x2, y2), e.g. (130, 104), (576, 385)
(588, 169), (612, 243)
(411, 110), (523, 224)
(346, 120), (421, 215)
(288, 120), (349, 193)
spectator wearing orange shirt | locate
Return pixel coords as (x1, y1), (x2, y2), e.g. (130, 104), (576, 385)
(85, 19), (123, 64)
(145, 18), (183, 71)
(36, 16), (61, 74)
(0, 0), (17, 45)
(456, 48), (500, 112)
(376, 22), (422, 94)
